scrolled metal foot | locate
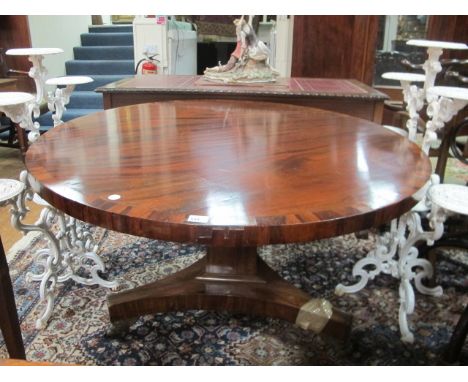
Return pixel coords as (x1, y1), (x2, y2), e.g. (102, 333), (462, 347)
(8, 170), (118, 329)
(337, 205), (447, 343)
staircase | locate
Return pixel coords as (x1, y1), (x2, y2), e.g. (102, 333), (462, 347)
(36, 24), (134, 131)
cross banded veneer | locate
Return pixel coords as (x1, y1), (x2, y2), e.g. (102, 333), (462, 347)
(24, 100), (432, 340)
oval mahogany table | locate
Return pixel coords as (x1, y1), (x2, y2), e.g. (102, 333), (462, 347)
(25, 100), (432, 341)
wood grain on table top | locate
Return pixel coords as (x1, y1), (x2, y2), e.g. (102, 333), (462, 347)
(25, 100), (431, 246)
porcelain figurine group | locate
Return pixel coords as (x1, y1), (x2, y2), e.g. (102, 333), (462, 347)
(204, 15), (279, 84)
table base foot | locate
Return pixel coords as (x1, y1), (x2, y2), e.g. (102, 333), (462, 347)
(108, 247), (352, 341)
(105, 318), (138, 338)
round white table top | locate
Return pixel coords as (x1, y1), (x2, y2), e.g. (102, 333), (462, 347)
(428, 86), (468, 101)
(0, 92), (35, 107)
(46, 76), (94, 86)
(429, 184), (468, 216)
(6, 47), (64, 56)
(407, 39), (468, 50)
(0, 179), (25, 203)
(382, 72), (426, 82)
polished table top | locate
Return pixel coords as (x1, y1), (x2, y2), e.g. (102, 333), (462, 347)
(25, 100), (431, 246)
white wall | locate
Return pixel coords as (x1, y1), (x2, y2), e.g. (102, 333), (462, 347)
(275, 15), (294, 77)
(28, 15), (92, 78)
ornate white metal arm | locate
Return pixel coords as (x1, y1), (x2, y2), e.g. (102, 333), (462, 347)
(28, 54), (49, 118)
(423, 94), (468, 154)
(0, 94), (41, 143)
(45, 76), (93, 127)
(422, 47), (443, 101)
(47, 85), (75, 127)
(401, 82), (425, 142)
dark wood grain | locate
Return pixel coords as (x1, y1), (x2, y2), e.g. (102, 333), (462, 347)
(427, 16), (468, 60)
(0, 16), (35, 94)
(97, 75), (388, 123)
(0, 236), (26, 359)
(108, 245), (351, 341)
(0, 16), (32, 73)
(25, 99), (431, 340)
(25, 100), (431, 247)
(291, 16), (379, 85)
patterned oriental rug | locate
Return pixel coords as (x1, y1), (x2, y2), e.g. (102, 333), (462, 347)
(1, 226), (467, 366)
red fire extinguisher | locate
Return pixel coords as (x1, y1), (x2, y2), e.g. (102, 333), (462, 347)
(135, 54), (159, 75)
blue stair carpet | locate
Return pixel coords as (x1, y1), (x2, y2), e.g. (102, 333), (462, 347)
(65, 60), (134, 75)
(38, 24), (134, 130)
(80, 32), (134, 47)
(73, 46), (134, 60)
(88, 25), (133, 33)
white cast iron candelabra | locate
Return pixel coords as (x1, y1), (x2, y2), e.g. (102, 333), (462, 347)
(336, 84), (468, 343)
(2, 49), (113, 329)
(6, 48), (64, 141)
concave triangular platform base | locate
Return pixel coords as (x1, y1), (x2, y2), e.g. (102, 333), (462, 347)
(107, 246), (351, 341)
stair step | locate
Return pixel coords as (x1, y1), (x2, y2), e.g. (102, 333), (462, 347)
(67, 91), (103, 109)
(80, 32), (133, 46)
(74, 46), (134, 60)
(36, 109), (102, 126)
(65, 60), (135, 75)
(88, 25), (133, 33)
(74, 75), (134, 91)
(62, 109), (102, 121)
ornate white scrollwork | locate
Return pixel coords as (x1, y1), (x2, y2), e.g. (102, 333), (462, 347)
(7, 171), (118, 329)
(0, 99), (41, 143)
(28, 55), (49, 118)
(401, 82), (426, 142)
(422, 47), (443, 102)
(423, 95), (467, 155)
(335, 175), (445, 343)
(47, 85), (74, 127)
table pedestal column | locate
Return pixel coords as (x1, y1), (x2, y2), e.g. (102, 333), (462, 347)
(108, 246), (352, 341)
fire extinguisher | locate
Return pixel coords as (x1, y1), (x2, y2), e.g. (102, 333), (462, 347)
(135, 54), (160, 75)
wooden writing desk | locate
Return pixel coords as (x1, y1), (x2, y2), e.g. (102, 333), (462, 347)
(97, 75), (388, 123)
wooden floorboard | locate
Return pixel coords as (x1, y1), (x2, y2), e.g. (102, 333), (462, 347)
(0, 147), (42, 252)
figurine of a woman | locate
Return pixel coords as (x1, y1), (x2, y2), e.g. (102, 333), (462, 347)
(204, 15), (279, 83)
